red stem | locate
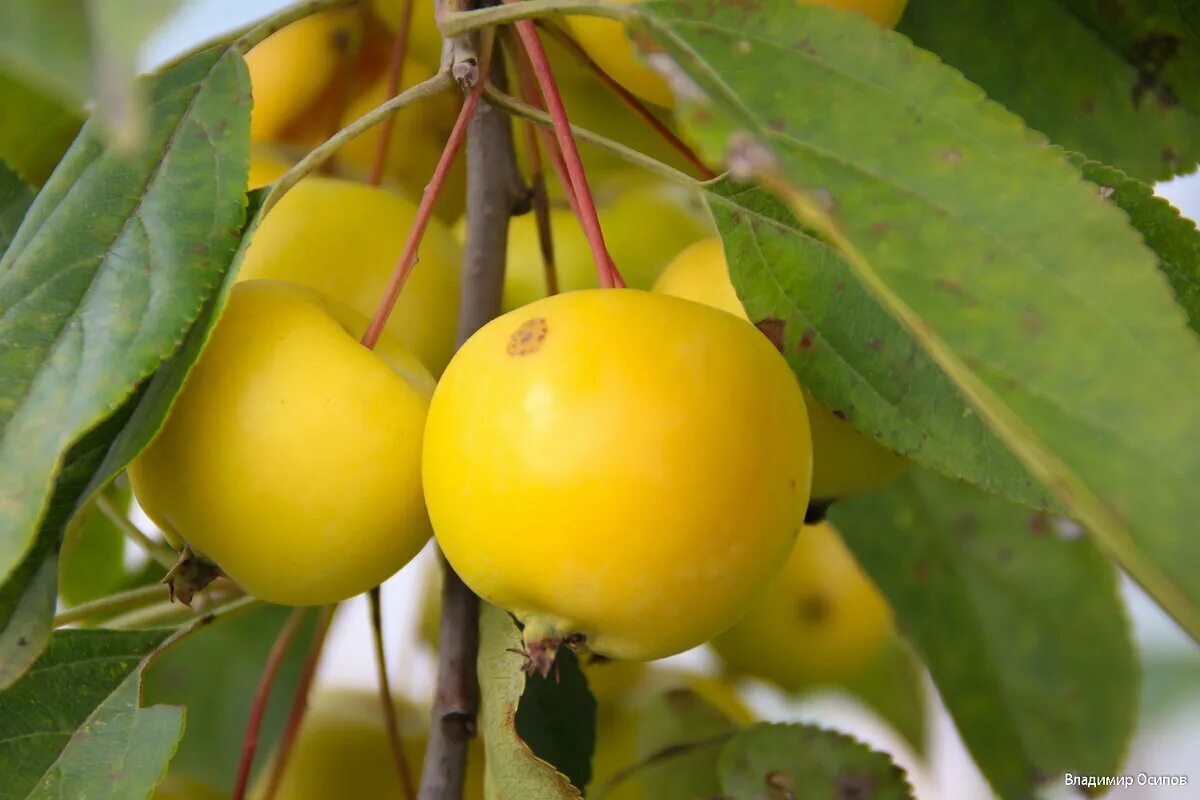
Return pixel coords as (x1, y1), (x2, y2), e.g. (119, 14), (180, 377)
(231, 607), (308, 800)
(261, 605), (337, 800)
(536, 20), (716, 181)
(511, 18), (625, 289)
(509, 32), (579, 218)
(368, 0), (415, 186)
(361, 83), (483, 349)
(370, 586), (417, 800)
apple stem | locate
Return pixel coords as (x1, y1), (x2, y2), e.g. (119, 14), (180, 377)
(506, 29), (561, 296)
(231, 607), (309, 800)
(260, 604), (337, 800)
(483, 85), (701, 191)
(535, 20), (717, 181)
(367, 0), (415, 186)
(369, 587), (418, 800)
(359, 81), (483, 350)
(510, 14), (626, 289)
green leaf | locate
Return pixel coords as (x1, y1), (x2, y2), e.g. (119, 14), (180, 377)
(25, 672), (182, 799)
(0, 405), (135, 690)
(1071, 155), (1200, 333)
(142, 604), (318, 793)
(515, 647), (596, 793)
(0, 72), (83, 186)
(0, 160), (33, 254)
(709, 180), (1047, 509)
(717, 722), (914, 799)
(898, 0), (1200, 182)
(639, 0), (1200, 639)
(830, 469), (1138, 798)
(0, 627), (181, 799)
(0, 0), (182, 147)
(0, 45), (250, 588)
(478, 603), (583, 800)
(0, 1), (89, 109)
(58, 484), (130, 608)
(634, 686), (739, 800)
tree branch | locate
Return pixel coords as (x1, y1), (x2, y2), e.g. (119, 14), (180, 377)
(416, 23), (526, 800)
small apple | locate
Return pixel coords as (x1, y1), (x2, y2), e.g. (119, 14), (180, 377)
(129, 280), (434, 605)
(252, 689), (485, 799)
(712, 521), (892, 689)
(237, 176), (462, 375)
(423, 288), (812, 663)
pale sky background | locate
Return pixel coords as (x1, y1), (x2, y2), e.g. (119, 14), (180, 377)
(130, 3), (1200, 798)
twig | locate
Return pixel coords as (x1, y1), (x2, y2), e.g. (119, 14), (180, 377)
(368, 0), (416, 185)
(360, 80), (485, 348)
(52, 583), (169, 628)
(536, 20), (716, 180)
(417, 31), (526, 800)
(261, 604), (338, 800)
(440, 0), (628, 37)
(370, 587), (417, 799)
(231, 607), (309, 800)
(105, 586), (252, 630)
(95, 493), (177, 569)
(510, 17), (624, 287)
(263, 71), (455, 216)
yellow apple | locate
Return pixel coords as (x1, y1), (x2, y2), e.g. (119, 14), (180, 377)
(712, 521), (892, 688)
(253, 689), (485, 799)
(655, 238), (909, 501)
(246, 9), (362, 141)
(129, 280), (434, 605)
(237, 176), (462, 375)
(423, 289), (812, 662)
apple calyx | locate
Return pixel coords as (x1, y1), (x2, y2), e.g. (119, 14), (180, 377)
(163, 546), (223, 606)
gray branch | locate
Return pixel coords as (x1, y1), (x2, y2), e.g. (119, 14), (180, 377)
(417, 25), (525, 800)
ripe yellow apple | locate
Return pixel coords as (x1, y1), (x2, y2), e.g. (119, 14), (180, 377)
(252, 689), (485, 799)
(566, 0), (908, 108)
(246, 9), (361, 141)
(423, 289), (812, 661)
(655, 238), (909, 501)
(238, 176), (461, 375)
(337, 66), (467, 222)
(712, 521), (891, 688)
(490, 174), (713, 310)
(129, 280), (434, 605)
